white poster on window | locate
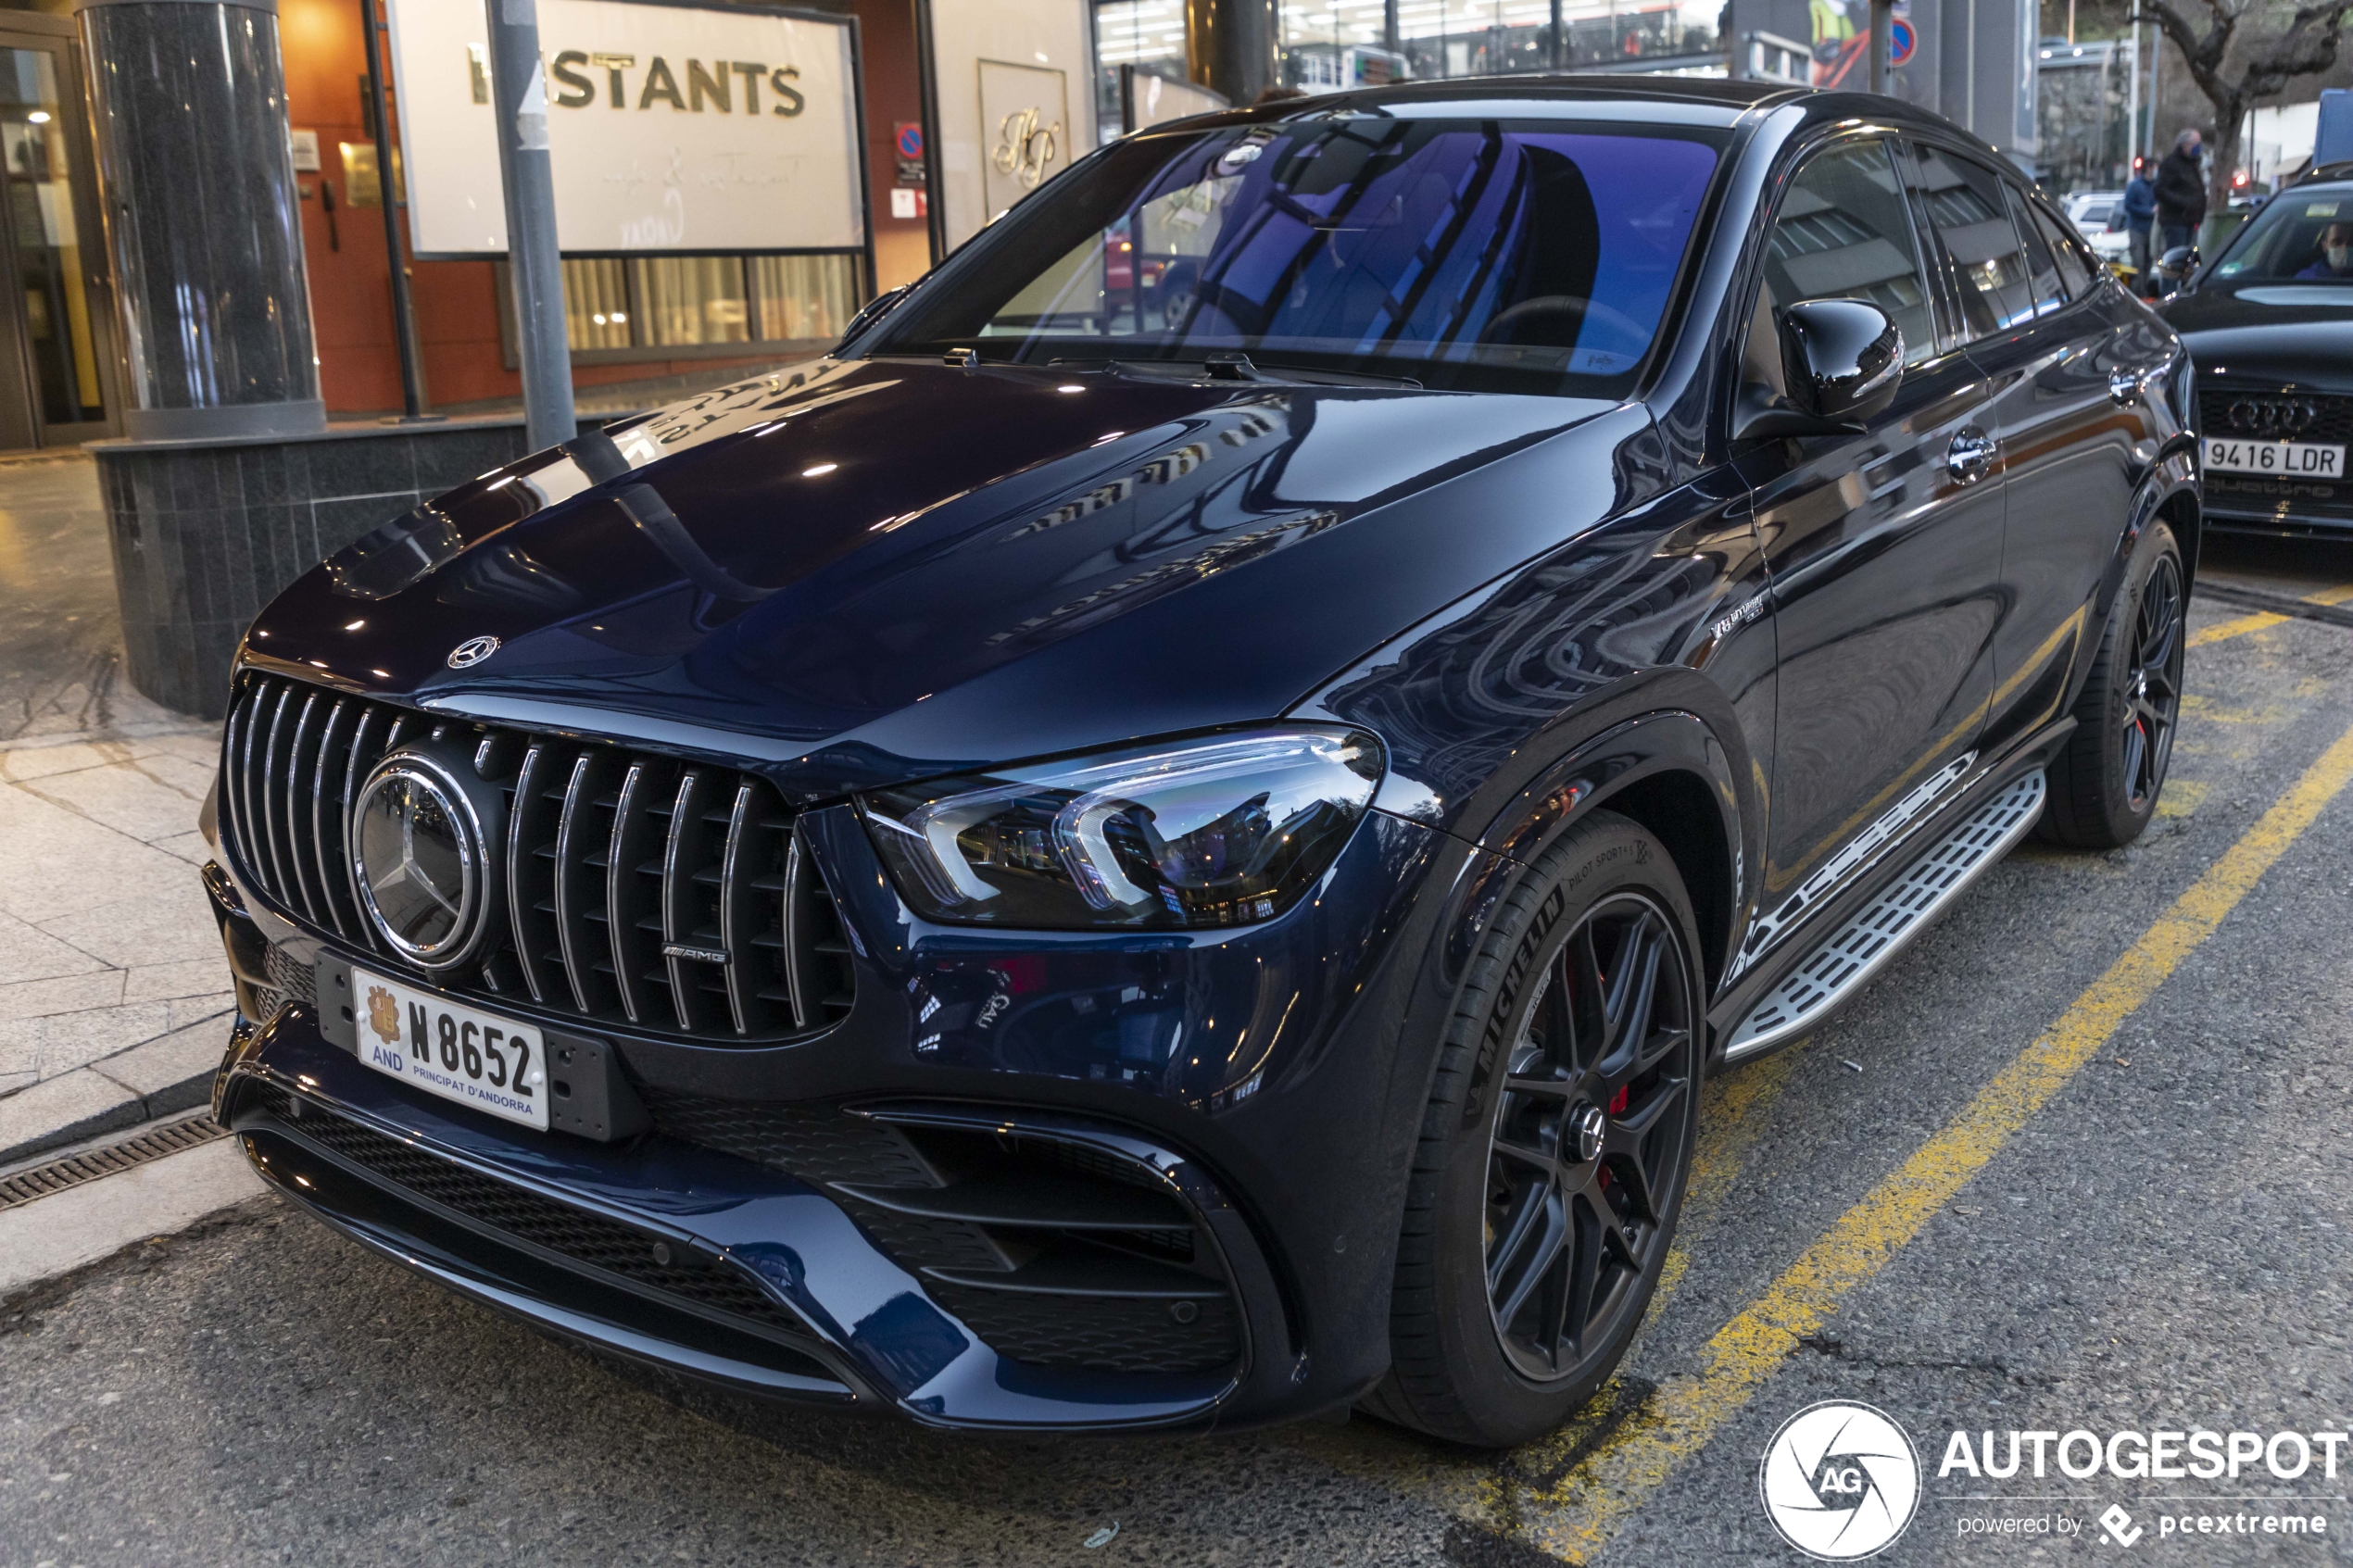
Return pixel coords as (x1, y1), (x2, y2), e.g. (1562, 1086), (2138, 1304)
(924, 0), (1095, 251)
(386, 0), (864, 257)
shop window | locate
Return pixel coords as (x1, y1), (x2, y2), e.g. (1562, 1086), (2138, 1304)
(631, 256), (752, 345)
(563, 258), (631, 350)
(505, 252), (866, 364)
(751, 255), (860, 343)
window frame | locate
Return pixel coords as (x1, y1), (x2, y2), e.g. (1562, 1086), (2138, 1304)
(1901, 136), (2037, 351)
(2027, 194), (2100, 299)
(2004, 182), (2067, 318)
(1721, 129), (1951, 445)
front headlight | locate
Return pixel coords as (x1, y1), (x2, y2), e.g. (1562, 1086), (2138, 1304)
(859, 729), (1382, 929)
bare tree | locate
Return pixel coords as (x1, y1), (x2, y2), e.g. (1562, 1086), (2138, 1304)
(2137, 0), (2353, 212)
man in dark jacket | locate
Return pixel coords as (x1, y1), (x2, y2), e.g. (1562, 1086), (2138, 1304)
(2122, 159), (2158, 283)
(2154, 129), (2207, 255)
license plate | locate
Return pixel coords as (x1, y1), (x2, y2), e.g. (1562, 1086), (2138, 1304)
(2203, 436), (2345, 478)
(350, 967), (549, 1131)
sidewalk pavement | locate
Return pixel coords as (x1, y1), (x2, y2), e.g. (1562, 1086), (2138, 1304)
(0, 452), (232, 1168)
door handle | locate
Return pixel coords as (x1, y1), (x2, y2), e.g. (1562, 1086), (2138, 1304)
(1946, 427), (1996, 484)
(2109, 367), (2144, 405)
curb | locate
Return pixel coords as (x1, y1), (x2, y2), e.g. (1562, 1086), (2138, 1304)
(0, 1013), (233, 1171)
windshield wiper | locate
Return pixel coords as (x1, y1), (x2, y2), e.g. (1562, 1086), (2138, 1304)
(1064, 353), (1422, 390)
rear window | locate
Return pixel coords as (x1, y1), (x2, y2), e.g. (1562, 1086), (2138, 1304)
(866, 117), (1728, 396)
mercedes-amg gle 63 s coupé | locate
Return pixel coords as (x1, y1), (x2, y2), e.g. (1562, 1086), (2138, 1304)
(206, 79), (2197, 1446)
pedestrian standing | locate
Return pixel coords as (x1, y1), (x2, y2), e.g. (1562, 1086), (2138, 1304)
(2122, 158), (2158, 286)
(2154, 128), (2207, 257)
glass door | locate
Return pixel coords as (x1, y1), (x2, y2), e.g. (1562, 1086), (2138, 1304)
(0, 30), (113, 449)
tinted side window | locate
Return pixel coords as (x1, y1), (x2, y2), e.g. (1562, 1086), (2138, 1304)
(2006, 184), (2065, 315)
(1912, 145), (2034, 340)
(1762, 140), (1937, 366)
(2034, 202), (2096, 296)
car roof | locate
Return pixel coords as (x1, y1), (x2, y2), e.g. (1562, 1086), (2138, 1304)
(1140, 77), (2019, 166)
(1181, 73), (1806, 132)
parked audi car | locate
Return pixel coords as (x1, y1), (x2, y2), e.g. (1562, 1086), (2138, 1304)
(2162, 173), (2353, 534)
(206, 78), (2197, 1447)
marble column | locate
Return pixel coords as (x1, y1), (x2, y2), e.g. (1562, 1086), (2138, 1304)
(76, 0), (324, 440)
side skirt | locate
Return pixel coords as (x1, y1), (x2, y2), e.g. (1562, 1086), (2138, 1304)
(1721, 771), (2046, 1062)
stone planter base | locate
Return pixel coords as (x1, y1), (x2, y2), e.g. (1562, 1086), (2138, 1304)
(90, 415), (585, 719)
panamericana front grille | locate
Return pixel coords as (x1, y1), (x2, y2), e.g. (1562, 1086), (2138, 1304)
(220, 672), (855, 1043)
(247, 1082), (810, 1338)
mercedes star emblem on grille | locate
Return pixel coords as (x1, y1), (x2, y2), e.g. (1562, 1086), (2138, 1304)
(2226, 395), (2321, 436)
(447, 635), (501, 670)
(351, 748), (497, 969)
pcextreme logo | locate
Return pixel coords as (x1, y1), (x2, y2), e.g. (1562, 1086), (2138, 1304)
(1760, 1401), (1923, 1560)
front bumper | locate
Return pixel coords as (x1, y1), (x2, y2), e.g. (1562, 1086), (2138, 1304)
(205, 795), (1466, 1433)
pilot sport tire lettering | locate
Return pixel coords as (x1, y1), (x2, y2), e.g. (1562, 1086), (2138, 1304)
(2038, 521), (2184, 849)
(1365, 810), (1703, 1449)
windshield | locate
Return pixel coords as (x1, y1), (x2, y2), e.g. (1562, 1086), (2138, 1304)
(864, 116), (1726, 395)
(2209, 189), (2353, 283)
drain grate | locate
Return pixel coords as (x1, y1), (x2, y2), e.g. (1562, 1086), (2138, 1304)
(0, 1115), (232, 1210)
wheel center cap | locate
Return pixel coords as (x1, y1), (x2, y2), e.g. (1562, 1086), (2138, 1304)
(1570, 1103), (1607, 1164)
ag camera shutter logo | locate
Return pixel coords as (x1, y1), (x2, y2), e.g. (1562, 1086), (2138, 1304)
(1760, 1400), (1922, 1560)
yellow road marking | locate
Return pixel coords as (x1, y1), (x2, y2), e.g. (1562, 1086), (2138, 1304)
(2188, 581), (2353, 648)
(2155, 779), (2209, 818)
(1512, 714), (2353, 1563)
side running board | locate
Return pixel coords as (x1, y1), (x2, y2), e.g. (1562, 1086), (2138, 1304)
(1724, 771), (2047, 1062)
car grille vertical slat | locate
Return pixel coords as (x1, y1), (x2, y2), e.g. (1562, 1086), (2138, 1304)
(257, 683), (297, 905)
(660, 768), (713, 1034)
(308, 699), (356, 940)
(219, 676), (855, 1045)
(553, 748), (623, 1018)
(780, 828), (810, 1031)
(718, 781), (774, 1036)
(505, 743), (555, 1004)
(605, 759), (675, 1026)
(218, 684), (250, 890)
(279, 690), (326, 925)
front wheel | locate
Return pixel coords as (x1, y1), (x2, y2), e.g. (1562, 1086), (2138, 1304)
(1365, 812), (1703, 1448)
(2040, 521), (2183, 848)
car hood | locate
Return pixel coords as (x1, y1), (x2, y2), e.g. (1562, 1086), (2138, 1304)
(245, 358), (1643, 796)
(2160, 284), (2353, 389)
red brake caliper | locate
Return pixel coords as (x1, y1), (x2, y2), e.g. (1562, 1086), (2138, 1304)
(1607, 1084), (1629, 1114)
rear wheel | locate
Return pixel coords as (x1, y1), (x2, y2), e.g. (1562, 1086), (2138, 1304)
(2040, 521), (2183, 848)
(1365, 812), (1702, 1448)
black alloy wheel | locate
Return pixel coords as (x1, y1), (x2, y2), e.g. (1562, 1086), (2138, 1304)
(1484, 895), (1696, 1382)
(2042, 521), (2185, 848)
(2119, 552), (2183, 815)
(1366, 810), (1705, 1449)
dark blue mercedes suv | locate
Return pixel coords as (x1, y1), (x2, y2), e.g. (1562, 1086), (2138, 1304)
(206, 77), (2198, 1446)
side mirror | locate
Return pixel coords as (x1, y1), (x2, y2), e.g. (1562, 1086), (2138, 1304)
(1735, 297), (1904, 440)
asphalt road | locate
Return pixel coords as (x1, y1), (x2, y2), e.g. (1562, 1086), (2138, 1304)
(7, 533), (2353, 1568)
